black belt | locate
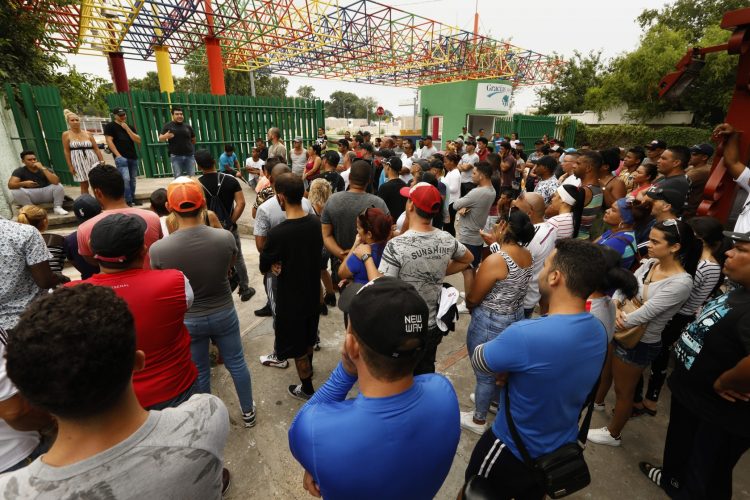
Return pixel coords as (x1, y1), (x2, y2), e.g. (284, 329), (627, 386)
(69, 146), (93, 151)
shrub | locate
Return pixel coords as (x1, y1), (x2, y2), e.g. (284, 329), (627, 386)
(576, 123), (711, 149)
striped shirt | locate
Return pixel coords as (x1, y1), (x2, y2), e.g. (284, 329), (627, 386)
(577, 184), (603, 241)
(480, 250), (533, 315)
(547, 212), (575, 239)
(678, 259), (722, 315)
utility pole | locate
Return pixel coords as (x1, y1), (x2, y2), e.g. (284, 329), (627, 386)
(412, 90), (418, 131)
(249, 71), (256, 97)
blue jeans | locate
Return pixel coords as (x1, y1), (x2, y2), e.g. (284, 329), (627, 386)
(115, 156), (139, 203)
(146, 380), (198, 411)
(467, 305), (524, 421)
(184, 305), (254, 413)
(170, 154), (195, 177)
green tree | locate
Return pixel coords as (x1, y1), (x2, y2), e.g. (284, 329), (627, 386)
(128, 71), (163, 92)
(52, 66), (109, 116)
(637, 0), (747, 44)
(177, 50), (288, 97)
(536, 51), (606, 114)
(325, 91), (361, 118)
(0, 1), (66, 85)
(296, 85), (316, 99)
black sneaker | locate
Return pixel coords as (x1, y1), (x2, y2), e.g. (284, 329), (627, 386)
(222, 468), (231, 497)
(319, 303), (328, 315)
(240, 287), (256, 302)
(127, 201), (136, 207)
(254, 304), (272, 317)
(324, 292), (337, 306)
(288, 384), (313, 402)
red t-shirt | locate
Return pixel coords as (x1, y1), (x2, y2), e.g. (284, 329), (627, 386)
(77, 208), (163, 269)
(477, 147), (489, 162)
(67, 269), (197, 407)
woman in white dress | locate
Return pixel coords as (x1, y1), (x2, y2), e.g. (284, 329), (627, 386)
(62, 110), (104, 195)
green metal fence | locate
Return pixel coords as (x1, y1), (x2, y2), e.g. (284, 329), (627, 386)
(3, 84), (74, 184)
(106, 91), (325, 178)
(493, 114), (577, 147)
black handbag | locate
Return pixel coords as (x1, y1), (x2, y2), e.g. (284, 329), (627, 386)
(503, 353), (604, 498)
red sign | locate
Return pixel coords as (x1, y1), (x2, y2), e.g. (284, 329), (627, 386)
(376, 106), (385, 116)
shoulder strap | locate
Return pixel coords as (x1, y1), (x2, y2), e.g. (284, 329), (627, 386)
(504, 334), (608, 466)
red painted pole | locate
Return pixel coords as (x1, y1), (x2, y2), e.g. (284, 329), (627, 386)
(205, 36), (226, 95)
(108, 52), (129, 93)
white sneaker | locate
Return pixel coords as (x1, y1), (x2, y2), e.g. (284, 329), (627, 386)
(457, 302), (470, 314)
(593, 403), (606, 412)
(460, 411), (487, 435)
(469, 393), (498, 414)
(459, 291), (466, 299)
(53, 206), (69, 215)
(259, 353), (289, 369)
(587, 426), (621, 447)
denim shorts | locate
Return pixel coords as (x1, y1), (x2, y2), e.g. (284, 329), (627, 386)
(614, 340), (662, 367)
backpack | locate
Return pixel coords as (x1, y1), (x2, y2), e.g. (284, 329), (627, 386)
(202, 173), (234, 231)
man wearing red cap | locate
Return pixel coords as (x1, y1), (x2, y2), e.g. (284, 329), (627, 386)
(353, 182), (473, 374)
(149, 178), (256, 428)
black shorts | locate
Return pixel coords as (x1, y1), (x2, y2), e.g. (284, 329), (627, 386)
(274, 314), (320, 360)
(465, 429), (545, 500)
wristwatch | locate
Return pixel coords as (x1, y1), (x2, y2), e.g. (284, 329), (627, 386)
(360, 253), (371, 263)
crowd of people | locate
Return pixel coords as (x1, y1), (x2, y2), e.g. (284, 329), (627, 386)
(1, 116), (750, 500)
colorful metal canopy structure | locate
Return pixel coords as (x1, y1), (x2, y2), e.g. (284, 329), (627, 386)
(20, 0), (562, 88)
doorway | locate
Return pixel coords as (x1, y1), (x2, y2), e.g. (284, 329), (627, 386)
(466, 115), (496, 138)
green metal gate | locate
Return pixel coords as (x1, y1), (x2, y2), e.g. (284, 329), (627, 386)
(493, 114), (578, 147)
(4, 84), (73, 184)
(106, 91), (325, 178)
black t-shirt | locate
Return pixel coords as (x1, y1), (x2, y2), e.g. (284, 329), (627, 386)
(103, 121), (138, 159)
(11, 166), (50, 188)
(257, 146), (268, 161)
(669, 288), (750, 437)
(199, 173), (241, 227)
(259, 215), (322, 317)
(377, 178), (407, 221)
(160, 121), (195, 156)
(321, 171), (345, 193)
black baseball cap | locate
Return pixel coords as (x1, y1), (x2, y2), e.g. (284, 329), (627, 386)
(385, 157), (402, 171)
(646, 139), (667, 150)
(415, 159), (431, 172)
(72, 194), (101, 222)
(645, 187), (685, 212)
(111, 107), (126, 116)
(690, 143), (714, 157)
(723, 230), (750, 243)
(90, 213), (147, 266)
(338, 277), (429, 358)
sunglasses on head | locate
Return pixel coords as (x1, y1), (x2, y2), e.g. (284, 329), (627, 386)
(663, 218), (681, 239)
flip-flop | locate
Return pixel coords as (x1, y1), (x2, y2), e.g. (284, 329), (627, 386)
(639, 462), (662, 487)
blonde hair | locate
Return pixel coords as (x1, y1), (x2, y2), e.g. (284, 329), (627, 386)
(308, 178), (331, 212)
(64, 109), (80, 123)
(17, 205), (48, 230)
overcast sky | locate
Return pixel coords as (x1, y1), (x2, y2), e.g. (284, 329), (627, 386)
(66, 0), (663, 115)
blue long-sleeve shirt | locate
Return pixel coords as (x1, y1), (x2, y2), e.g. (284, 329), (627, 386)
(288, 362), (460, 500)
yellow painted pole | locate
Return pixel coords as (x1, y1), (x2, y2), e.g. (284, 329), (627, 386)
(154, 46), (175, 93)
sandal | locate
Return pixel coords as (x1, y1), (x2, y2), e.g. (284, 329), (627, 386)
(639, 462), (662, 487)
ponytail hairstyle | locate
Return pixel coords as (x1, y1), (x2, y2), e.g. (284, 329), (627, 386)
(688, 216), (732, 268)
(17, 205), (48, 230)
(598, 245), (638, 298)
(505, 210), (536, 246)
(560, 184), (585, 239)
(654, 219), (702, 276)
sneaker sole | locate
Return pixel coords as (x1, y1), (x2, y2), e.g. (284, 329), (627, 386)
(259, 357), (289, 369)
(589, 437), (621, 447)
(242, 418), (256, 428)
(460, 422), (487, 435)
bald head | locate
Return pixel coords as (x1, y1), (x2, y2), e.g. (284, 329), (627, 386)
(524, 192), (545, 221)
(271, 163), (291, 184)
